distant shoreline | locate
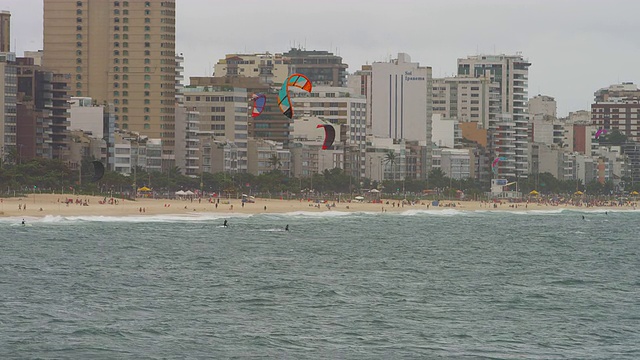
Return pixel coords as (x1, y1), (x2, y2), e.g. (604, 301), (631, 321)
(0, 194), (637, 219)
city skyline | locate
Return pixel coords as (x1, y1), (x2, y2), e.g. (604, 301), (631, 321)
(1, 0), (640, 117)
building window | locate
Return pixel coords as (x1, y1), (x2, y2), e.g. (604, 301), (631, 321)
(144, 25), (150, 31)
(114, 1), (119, 6)
(144, 124), (150, 130)
(122, 115), (128, 121)
(76, 82), (82, 88)
(122, 74), (128, 80)
(114, 66), (119, 72)
(114, 17), (119, 23)
(122, 50), (129, 56)
(114, 9), (120, 15)
(144, 91), (150, 96)
(122, 34), (128, 40)
(123, 26), (128, 31)
(76, 41), (82, 47)
(77, 9), (82, 15)
(123, 18), (128, 23)
(122, 67), (128, 72)
(76, 74), (82, 80)
(144, 75), (150, 81)
(144, 115), (150, 121)
(144, 99), (150, 104)
(144, 58), (150, 64)
(77, 1), (82, 6)
(122, 124), (128, 129)
(113, 99), (119, 104)
(123, 1), (128, 6)
(114, 107), (119, 113)
(76, 66), (82, 72)
(114, 58), (119, 64)
(114, 74), (119, 80)
(144, 107), (150, 113)
(76, 58), (82, 64)
(144, 34), (150, 40)
(77, 25), (82, 31)
(114, 42), (119, 47)
(76, 50), (82, 56)
(144, 42), (150, 48)
(145, 9), (150, 15)
(144, 83), (150, 89)
(144, 50), (150, 56)
(114, 26), (119, 31)
(145, 18), (150, 23)
(123, 9), (129, 15)
(122, 91), (128, 96)
(114, 91), (119, 96)
(123, 42), (128, 48)
(76, 17), (82, 23)
(145, 1), (150, 7)
(114, 34), (119, 39)
(113, 82), (119, 88)
(76, 91), (82, 96)
(113, 50), (120, 56)
(144, 67), (150, 72)
(122, 83), (128, 89)
(122, 58), (128, 64)
(122, 107), (128, 113)
(122, 99), (128, 104)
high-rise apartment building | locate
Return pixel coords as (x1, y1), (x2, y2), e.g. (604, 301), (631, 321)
(43, 0), (176, 168)
(0, 51), (16, 161)
(0, 11), (10, 53)
(458, 54), (531, 179)
(283, 48), (348, 87)
(591, 83), (640, 143)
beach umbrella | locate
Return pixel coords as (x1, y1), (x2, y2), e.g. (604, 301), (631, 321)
(175, 190), (186, 196)
(184, 190), (195, 195)
(529, 190), (539, 196)
(138, 186), (151, 192)
(574, 191), (584, 195)
(354, 196), (365, 200)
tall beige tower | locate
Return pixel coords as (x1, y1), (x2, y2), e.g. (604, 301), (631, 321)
(43, 0), (176, 168)
(0, 11), (10, 53)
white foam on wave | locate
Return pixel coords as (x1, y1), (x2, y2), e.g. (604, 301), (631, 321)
(399, 208), (467, 216)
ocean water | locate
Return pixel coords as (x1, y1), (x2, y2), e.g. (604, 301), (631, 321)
(1, 209), (639, 359)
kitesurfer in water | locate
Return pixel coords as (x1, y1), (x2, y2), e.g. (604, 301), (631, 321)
(223, 219), (228, 227)
(285, 224), (289, 231)
(582, 215), (585, 220)
(21, 219), (25, 226)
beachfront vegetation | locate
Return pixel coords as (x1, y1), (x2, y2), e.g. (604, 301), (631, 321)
(0, 158), (636, 199)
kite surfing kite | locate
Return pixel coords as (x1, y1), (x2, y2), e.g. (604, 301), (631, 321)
(251, 93), (266, 118)
(595, 128), (607, 139)
(491, 157), (507, 174)
(278, 73), (312, 119)
(316, 124), (335, 150)
(91, 160), (105, 182)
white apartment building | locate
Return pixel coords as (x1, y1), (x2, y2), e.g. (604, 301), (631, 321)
(432, 148), (473, 180)
(432, 74), (498, 129)
(174, 106), (200, 177)
(458, 54), (531, 179)
(68, 97), (104, 139)
(183, 86), (249, 172)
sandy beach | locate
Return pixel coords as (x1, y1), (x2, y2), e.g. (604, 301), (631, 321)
(0, 193), (636, 219)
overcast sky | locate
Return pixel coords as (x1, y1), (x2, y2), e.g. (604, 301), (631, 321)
(2, 0), (640, 116)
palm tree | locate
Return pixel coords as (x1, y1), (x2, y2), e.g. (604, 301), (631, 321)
(268, 154), (281, 171)
(382, 150), (397, 181)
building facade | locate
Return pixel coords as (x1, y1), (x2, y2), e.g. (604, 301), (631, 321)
(43, 0), (176, 167)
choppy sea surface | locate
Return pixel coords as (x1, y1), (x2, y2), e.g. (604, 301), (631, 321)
(1, 208), (639, 359)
